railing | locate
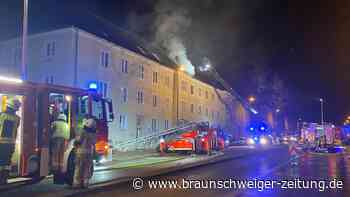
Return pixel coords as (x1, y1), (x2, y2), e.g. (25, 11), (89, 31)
(114, 121), (206, 150)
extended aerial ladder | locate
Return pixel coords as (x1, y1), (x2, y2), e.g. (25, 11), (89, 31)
(200, 65), (258, 115)
(114, 121), (209, 151)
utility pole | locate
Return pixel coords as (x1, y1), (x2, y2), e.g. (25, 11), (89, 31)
(21, 0), (28, 80)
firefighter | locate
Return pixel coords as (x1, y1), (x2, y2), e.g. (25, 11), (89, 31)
(50, 113), (70, 174)
(289, 141), (298, 166)
(73, 118), (97, 188)
(0, 98), (21, 184)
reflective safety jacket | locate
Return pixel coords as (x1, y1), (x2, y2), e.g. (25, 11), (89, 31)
(51, 120), (70, 140)
(75, 128), (96, 155)
(0, 112), (20, 144)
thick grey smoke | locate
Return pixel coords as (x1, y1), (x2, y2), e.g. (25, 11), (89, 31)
(153, 1), (195, 75)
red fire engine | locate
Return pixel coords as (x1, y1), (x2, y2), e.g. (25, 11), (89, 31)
(161, 122), (225, 154)
(0, 76), (114, 184)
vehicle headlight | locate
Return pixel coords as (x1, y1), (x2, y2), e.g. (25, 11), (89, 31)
(260, 137), (268, 145)
(247, 138), (255, 145)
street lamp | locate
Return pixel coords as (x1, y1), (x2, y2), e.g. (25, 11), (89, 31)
(21, 0), (29, 80)
(319, 98), (324, 127)
(248, 96), (256, 103)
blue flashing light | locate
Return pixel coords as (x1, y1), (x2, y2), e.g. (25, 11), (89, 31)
(89, 82), (98, 90)
(250, 127), (254, 131)
(260, 126), (266, 131)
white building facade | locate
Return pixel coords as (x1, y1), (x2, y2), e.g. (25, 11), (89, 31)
(0, 27), (245, 147)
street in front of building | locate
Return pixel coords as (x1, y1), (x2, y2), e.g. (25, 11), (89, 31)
(74, 146), (350, 197)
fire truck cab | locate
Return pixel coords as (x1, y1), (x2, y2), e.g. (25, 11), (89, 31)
(0, 77), (114, 184)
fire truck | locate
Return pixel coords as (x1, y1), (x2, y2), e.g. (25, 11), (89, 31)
(161, 122), (225, 154)
(0, 76), (114, 185)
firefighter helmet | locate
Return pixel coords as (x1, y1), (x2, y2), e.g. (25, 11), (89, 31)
(83, 118), (96, 129)
(57, 113), (67, 122)
(6, 97), (21, 111)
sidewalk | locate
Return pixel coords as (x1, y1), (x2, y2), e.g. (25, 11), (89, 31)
(95, 150), (185, 171)
(0, 146), (258, 197)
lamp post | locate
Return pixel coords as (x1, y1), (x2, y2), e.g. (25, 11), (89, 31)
(319, 98), (324, 127)
(21, 0), (29, 80)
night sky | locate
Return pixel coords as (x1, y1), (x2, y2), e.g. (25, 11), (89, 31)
(1, 0), (349, 125)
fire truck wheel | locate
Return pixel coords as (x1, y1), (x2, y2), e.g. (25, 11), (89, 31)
(65, 152), (76, 186)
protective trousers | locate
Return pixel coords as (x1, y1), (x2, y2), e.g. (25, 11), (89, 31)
(51, 137), (66, 173)
(0, 143), (14, 184)
(73, 152), (93, 188)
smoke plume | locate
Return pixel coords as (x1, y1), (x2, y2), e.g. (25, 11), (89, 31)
(152, 0), (195, 75)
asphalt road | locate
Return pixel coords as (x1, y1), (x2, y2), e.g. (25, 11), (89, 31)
(75, 146), (350, 197)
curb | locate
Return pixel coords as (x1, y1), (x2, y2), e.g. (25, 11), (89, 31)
(94, 157), (185, 172)
(68, 150), (257, 196)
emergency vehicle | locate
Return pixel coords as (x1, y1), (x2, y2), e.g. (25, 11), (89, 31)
(0, 76), (114, 185)
(246, 122), (273, 146)
(161, 122), (225, 154)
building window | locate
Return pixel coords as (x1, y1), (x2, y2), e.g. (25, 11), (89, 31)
(191, 104), (194, 113)
(152, 95), (158, 107)
(152, 119), (157, 132)
(46, 41), (56, 57)
(121, 59), (128, 73)
(119, 115), (128, 129)
(45, 76), (54, 84)
(121, 87), (128, 103)
(95, 81), (108, 97)
(136, 114), (144, 126)
(164, 120), (169, 129)
(100, 51), (110, 68)
(211, 93), (215, 100)
(198, 105), (202, 114)
(153, 71), (158, 84)
(212, 111), (215, 119)
(138, 64), (144, 80)
(136, 128), (141, 138)
(198, 88), (202, 97)
(165, 75), (170, 87)
(137, 90), (144, 104)
(165, 97), (170, 111)
(190, 85), (194, 95)
(206, 108), (209, 116)
(205, 91), (209, 99)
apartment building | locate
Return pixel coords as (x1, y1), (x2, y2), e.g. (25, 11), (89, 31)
(0, 26), (245, 147)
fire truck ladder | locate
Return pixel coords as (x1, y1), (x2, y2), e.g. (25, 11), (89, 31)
(114, 121), (205, 151)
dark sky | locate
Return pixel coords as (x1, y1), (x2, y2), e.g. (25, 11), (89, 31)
(1, 0), (349, 125)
